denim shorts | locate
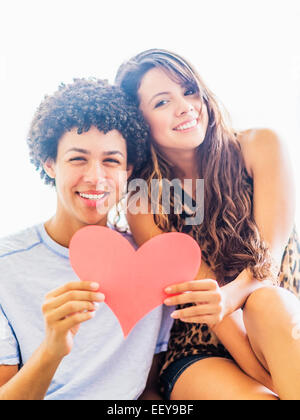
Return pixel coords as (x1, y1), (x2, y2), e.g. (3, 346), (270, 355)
(160, 354), (216, 400)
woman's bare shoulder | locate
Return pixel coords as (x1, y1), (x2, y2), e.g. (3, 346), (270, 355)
(236, 128), (283, 178)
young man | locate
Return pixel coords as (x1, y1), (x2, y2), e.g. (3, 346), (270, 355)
(0, 79), (173, 400)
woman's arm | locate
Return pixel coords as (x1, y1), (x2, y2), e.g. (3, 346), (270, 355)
(221, 128), (296, 315)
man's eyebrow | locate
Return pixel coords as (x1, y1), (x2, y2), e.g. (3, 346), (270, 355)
(65, 147), (90, 155)
(65, 148), (124, 158)
(103, 150), (125, 158)
(148, 91), (170, 104)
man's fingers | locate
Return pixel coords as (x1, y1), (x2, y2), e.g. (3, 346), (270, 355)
(44, 300), (98, 324)
(59, 311), (96, 332)
(45, 281), (100, 299)
(43, 290), (105, 313)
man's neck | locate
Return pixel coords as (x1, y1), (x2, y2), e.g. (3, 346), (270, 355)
(44, 214), (107, 248)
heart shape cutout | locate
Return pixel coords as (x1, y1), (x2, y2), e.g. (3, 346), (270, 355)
(69, 226), (201, 337)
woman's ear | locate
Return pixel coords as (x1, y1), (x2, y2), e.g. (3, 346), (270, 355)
(43, 158), (56, 180)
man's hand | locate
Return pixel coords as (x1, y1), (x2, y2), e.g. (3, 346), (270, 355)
(42, 281), (105, 359)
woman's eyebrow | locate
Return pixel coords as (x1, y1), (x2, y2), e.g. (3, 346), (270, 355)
(148, 91), (170, 104)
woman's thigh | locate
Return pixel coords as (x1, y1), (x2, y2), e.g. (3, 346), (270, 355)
(170, 357), (278, 400)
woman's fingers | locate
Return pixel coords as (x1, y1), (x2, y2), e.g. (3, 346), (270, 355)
(164, 290), (221, 306)
(179, 315), (221, 326)
(165, 279), (219, 294)
(171, 303), (223, 320)
(164, 279), (224, 327)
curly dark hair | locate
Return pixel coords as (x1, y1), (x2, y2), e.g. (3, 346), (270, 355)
(27, 78), (150, 186)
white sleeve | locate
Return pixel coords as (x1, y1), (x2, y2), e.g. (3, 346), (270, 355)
(0, 304), (20, 366)
(155, 305), (174, 354)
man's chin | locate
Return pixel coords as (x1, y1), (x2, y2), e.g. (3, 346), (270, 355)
(76, 213), (108, 228)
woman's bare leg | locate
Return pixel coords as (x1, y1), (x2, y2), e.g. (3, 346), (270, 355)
(170, 357), (277, 400)
(243, 286), (300, 400)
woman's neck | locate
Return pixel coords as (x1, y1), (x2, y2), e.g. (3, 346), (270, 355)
(160, 147), (199, 181)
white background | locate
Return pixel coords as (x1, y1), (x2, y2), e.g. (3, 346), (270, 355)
(0, 0), (299, 237)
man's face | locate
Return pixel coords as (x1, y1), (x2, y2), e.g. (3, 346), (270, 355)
(44, 126), (132, 228)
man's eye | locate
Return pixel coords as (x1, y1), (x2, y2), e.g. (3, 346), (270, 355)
(104, 158), (120, 164)
(69, 157), (86, 162)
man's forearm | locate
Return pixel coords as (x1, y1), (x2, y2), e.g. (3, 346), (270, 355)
(0, 342), (62, 400)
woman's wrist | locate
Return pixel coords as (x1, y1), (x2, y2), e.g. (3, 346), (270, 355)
(220, 268), (265, 315)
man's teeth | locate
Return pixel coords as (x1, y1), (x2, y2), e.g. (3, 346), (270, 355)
(175, 119), (197, 131)
(79, 193), (106, 200)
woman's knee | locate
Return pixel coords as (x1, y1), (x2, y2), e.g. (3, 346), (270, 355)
(244, 286), (298, 320)
(243, 285), (300, 343)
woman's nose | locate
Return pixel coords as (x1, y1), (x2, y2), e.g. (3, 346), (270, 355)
(175, 96), (194, 116)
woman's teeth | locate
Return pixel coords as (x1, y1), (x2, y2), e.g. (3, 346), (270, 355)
(79, 192), (106, 200)
(175, 119), (197, 131)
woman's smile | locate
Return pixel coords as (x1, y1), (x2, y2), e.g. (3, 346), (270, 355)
(173, 117), (199, 132)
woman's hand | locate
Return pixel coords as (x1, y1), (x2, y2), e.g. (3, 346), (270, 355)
(164, 279), (229, 328)
(41, 281), (105, 360)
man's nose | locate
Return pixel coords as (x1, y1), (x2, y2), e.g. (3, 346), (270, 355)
(84, 160), (106, 183)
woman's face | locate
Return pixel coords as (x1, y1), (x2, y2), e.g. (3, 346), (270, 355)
(138, 67), (209, 154)
(44, 126), (131, 228)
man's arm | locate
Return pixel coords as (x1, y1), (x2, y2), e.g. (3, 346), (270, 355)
(0, 281), (104, 400)
(0, 343), (62, 400)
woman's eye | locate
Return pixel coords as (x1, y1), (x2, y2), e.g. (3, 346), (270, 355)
(154, 99), (168, 109)
(184, 88), (197, 96)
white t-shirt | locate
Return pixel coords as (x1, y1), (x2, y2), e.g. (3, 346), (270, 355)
(0, 224), (174, 400)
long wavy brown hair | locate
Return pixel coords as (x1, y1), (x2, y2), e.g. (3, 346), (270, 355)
(116, 49), (275, 285)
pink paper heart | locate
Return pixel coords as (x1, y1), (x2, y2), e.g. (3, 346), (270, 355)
(69, 226), (201, 337)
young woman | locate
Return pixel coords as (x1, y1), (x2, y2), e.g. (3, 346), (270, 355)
(116, 49), (300, 400)
(0, 78), (173, 400)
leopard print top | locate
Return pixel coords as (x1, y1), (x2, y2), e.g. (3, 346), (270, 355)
(160, 168), (300, 375)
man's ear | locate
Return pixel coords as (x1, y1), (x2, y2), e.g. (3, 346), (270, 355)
(127, 164), (133, 179)
(43, 158), (56, 180)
